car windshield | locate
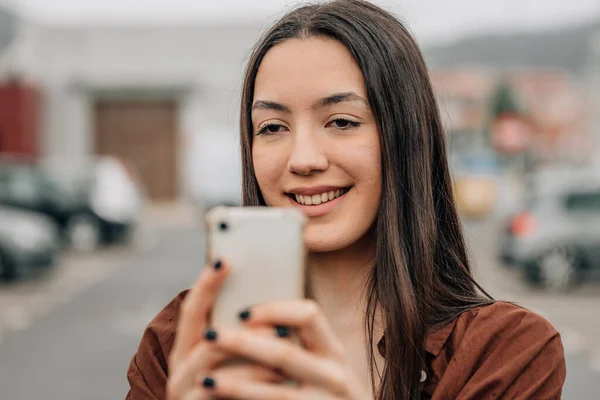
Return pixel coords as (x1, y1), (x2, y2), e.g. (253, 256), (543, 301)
(0, 167), (41, 203)
(39, 161), (96, 195)
(564, 191), (600, 213)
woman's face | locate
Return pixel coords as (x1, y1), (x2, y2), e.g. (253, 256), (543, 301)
(251, 37), (382, 252)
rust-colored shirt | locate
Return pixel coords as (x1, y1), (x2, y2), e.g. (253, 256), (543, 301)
(125, 292), (566, 399)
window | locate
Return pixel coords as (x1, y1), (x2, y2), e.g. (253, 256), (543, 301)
(0, 170), (11, 200)
(1, 167), (42, 206)
(564, 191), (600, 213)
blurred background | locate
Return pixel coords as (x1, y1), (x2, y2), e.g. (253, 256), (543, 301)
(0, 0), (598, 398)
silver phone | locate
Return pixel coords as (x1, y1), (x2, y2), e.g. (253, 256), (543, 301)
(205, 206), (307, 329)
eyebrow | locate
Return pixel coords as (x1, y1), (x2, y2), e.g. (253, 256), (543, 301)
(251, 100), (291, 113)
(314, 92), (368, 109)
(251, 91), (368, 114)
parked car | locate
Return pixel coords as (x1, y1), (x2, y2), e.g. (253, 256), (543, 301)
(499, 176), (600, 290)
(0, 206), (60, 281)
(0, 155), (144, 252)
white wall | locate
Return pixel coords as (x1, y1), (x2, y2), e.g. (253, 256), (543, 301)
(24, 22), (264, 198)
(0, 11), (45, 82)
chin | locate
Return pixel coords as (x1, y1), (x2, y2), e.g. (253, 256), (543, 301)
(303, 222), (363, 253)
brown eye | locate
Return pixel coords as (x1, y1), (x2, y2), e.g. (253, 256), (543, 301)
(327, 118), (361, 130)
(257, 123), (287, 136)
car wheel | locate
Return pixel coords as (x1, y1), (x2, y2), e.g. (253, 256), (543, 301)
(66, 214), (102, 252)
(0, 252), (18, 282)
(525, 246), (580, 291)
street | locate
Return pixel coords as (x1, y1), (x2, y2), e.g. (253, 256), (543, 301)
(0, 207), (598, 399)
(465, 219), (600, 399)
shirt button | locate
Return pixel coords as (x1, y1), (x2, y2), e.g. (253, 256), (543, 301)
(420, 370), (427, 383)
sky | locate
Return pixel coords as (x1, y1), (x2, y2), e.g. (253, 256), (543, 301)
(2, 0), (600, 44)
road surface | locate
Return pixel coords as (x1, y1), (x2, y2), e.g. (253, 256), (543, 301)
(0, 212), (597, 399)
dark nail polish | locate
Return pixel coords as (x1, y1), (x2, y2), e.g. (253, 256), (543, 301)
(275, 325), (290, 338)
(202, 376), (215, 389)
(204, 329), (218, 341)
(213, 259), (222, 270)
(239, 309), (251, 321)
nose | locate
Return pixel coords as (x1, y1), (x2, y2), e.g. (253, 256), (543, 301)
(287, 130), (329, 176)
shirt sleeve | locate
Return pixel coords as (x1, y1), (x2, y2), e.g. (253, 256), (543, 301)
(125, 292), (186, 400)
(432, 302), (567, 400)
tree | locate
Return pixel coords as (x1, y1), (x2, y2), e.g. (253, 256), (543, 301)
(490, 79), (524, 120)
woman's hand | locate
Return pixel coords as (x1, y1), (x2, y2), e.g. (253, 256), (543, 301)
(166, 260), (285, 400)
(197, 299), (373, 400)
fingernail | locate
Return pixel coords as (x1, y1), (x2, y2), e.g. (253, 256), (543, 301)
(213, 259), (222, 270)
(204, 328), (218, 341)
(202, 376), (215, 389)
(275, 325), (290, 338)
(239, 309), (251, 321)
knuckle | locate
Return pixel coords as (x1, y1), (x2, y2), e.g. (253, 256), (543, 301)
(272, 342), (295, 367)
(232, 331), (251, 351)
(202, 277), (218, 295)
(189, 342), (211, 366)
(223, 331), (251, 357)
(250, 365), (271, 381)
(196, 274), (214, 296)
(216, 377), (242, 399)
(180, 297), (196, 316)
(328, 367), (350, 396)
(303, 300), (321, 324)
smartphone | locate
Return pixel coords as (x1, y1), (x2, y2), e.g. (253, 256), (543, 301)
(205, 206), (307, 329)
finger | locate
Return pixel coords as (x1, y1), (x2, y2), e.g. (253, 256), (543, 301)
(178, 324), (279, 379)
(169, 342), (229, 394)
(240, 299), (344, 359)
(169, 259), (229, 370)
(180, 388), (204, 400)
(197, 363), (286, 388)
(169, 325), (279, 399)
(208, 328), (347, 392)
(167, 384), (207, 400)
(200, 372), (304, 400)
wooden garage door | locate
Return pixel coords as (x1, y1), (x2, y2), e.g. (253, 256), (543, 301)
(94, 100), (177, 200)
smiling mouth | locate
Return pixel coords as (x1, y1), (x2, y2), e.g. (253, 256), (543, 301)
(286, 187), (351, 206)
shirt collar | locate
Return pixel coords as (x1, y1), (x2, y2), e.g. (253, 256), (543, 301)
(376, 318), (458, 358)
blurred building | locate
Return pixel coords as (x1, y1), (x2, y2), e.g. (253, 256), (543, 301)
(0, 6), (260, 202)
(0, 5), (39, 158)
(432, 68), (593, 163)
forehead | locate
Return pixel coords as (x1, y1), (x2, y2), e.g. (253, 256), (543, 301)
(254, 37), (367, 103)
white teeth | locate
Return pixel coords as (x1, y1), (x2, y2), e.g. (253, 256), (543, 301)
(293, 188), (350, 206)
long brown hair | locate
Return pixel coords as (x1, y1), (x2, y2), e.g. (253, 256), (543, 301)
(239, 1), (493, 398)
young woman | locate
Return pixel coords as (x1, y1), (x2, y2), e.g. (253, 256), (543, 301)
(126, 1), (566, 399)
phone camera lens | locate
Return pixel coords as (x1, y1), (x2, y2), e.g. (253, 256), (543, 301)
(219, 222), (228, 231)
